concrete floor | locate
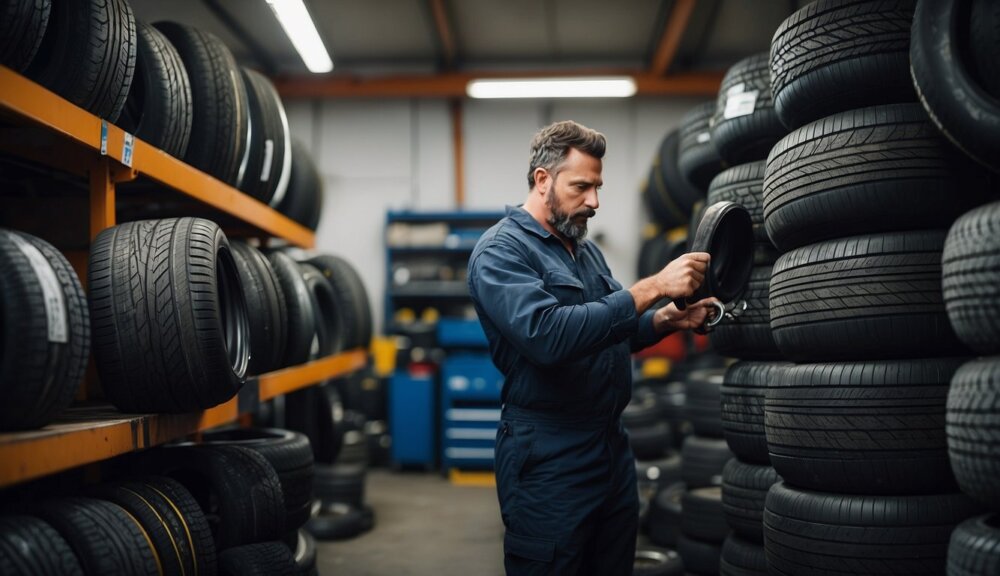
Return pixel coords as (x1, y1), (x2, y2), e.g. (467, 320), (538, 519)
(316, 469), (506, 575)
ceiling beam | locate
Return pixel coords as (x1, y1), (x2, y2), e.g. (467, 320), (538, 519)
(650, 0), (697, 76)
(428, 0), (457, 69)
(272, 70), (724, 99)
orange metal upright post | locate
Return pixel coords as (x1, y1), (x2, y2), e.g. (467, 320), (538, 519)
(89, 157), (116, 239)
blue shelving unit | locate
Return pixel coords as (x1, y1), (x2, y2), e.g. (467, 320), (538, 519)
(384, 211), (504, 470)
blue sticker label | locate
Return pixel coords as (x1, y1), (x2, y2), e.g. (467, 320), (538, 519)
(122, 133), (134, 167)
(100, 121), (108, 155)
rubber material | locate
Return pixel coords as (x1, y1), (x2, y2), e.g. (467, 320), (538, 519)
(711, 52), (786, 164)
(304, 254), (374, 351)
(678, 101), (726, 190)
(680, 486), (728, 543)
(0, 515), (82, 576)
(0, 0), (50, 72)
(230, 241), (287, 375)
(268, 251), (316, 368)
(681, 435), (733, 489)
(219, 542), (299, 576)
(709, 265), (782, 361)
(721, 459), (780, 543)
(239, 68), (290, 204)
(721, 362), (789, 464)
(276, 140), (323, 229)
(948, 514), (1000, 576)
(947, 358), (1000, 510)
(942, 202), (1000, 354)
(720, 535), (767, 576)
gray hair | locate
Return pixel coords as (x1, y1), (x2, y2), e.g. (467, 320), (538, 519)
(527, 120), (606, 188)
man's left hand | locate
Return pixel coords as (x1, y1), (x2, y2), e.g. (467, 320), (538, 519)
(653, 297), (721, 333)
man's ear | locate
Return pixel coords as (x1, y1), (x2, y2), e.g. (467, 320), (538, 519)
(534, 167), (550, 194)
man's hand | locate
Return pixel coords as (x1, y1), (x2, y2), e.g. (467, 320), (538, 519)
(653, 297), (721, 333)
(655, 252), (710, 300)
(629, 252), (711, 316)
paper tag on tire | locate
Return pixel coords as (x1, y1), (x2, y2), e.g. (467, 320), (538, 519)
(11, 235), (68, 343)
(724, 90), (759, 119)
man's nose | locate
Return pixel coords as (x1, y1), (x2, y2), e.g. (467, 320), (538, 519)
(584, 189), (599, 211)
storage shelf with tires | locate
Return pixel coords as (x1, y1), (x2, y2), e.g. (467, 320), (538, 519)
(0, 64), (369, 489)
(384, 210), (503, 471)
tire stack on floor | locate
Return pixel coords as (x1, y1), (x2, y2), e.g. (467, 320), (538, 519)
(942, 203), (1000, 573)
(627, 385), (682, 533)
(760, 1), (992, 573)
(696, 49), (791, 576)
(672, 368), (733, 575)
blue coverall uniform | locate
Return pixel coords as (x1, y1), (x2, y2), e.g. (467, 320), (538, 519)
(468, 206), (664, 575)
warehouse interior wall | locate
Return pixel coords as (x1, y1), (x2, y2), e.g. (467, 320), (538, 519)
(286, 96), (709, 332)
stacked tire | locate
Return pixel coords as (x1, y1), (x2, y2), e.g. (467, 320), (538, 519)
(626, 385), (682, 532)
(0, 229), (90, 430)
(942, 202), (1000, 574)
(675, 369), (733, 574)
(760, 2), (989, 573)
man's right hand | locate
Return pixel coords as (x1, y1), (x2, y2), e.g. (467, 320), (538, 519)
(629, 252), (710, 316)
(655, 252), (710, 300)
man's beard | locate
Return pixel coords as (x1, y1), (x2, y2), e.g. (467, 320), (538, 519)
(546, 189), (595, 242)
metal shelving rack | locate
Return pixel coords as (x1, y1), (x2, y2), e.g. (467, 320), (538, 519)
(0, 65), (366, 488)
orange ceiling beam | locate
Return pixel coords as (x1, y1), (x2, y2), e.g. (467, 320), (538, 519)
(429, 0), (457, 69)
(273, 70), (723, 99)
(650, 0), (698, 76)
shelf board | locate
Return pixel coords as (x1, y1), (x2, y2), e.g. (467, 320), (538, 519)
(0, 66), (314, 248)
(391, 281), (470, 298)
(0, 349), (366, 488)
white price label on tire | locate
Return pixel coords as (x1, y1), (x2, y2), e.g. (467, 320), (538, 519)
(11, 235), (68, 343)
(724, 90), (759, 119)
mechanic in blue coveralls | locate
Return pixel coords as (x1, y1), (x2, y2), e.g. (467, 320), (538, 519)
(468, 120), (717, 575)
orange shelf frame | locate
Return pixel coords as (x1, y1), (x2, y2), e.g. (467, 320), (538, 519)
(0, 66), (315, 248)
(0, 349), (365, 488)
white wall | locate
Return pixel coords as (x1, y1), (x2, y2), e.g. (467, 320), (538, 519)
(286, 95), (708, 333)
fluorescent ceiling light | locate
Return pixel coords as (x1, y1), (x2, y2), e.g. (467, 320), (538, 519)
(266, 0), (333, 73)
(466, 76), (637, 99)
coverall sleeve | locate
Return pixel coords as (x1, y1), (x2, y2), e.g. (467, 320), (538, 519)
(630, 310), (663, 352)
(469, 242), (639, 366)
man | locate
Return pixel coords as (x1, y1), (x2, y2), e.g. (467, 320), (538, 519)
(468, 120), (717, 575)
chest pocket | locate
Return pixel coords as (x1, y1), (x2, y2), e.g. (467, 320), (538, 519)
(544, 271), (584, 305)
(600, 273), (624, 295)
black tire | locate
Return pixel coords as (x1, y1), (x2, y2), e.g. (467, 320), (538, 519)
(720, 535), (767, 576)
(762, 103), (993, 252)
(681, 435), (733, 489)
(769, 0), (917, 129)
(117, 21), (192, 158)
(969, 0), (1000, 100)
(643, 166), (686, 231)
(289, 529), (317, 576)
(677, 534), (721, 576)
(0, 229), (89, 430)
(911, 0), (1000, 172)
(299, 262), (345, 357)
(25, 0), (135, 121)
(314, 462), (366, 509)
(763, 482), (981, 576)
(268, 251), (316, 368)
(711, 52), (786, 164)
(89, 218), (250, 412)
(304, 254), (374, 351)
(658, 131), (705, 219)
(276, 140), (323, 230)
(942, 202), (1000, 355)
(709, 265), (781, 361)
(948, 514), (1000, 576)
(721, 362), (788, 464)
(685, 368), (725, 438)
(648, 482), (685, 548)
(947, 358), (1000, 511)
(677, 102), (726, 190)
(95, 476), (216, 576)
(634, 546), (684, 576)
(769, 230), (967, 361)
(0, 515), (83, 576)
(0, 0), (50, 72)
(638, 453), (684, 527)
(239, 68), (291, 205)
(334, 409), (369, 465)
(219, 542), (298, 576)
(154, 22), (249, 187)
(305, 502), (371, 541)
(36, 498), (158, 576)
(766, 357), (963, 494)
(231, 241), (287, 375)
(681, 486), (729, 543)
(154, 444), (286, 549)
(630, 421), (674, 461)
(721, 459), (780, 543)
(200, 427), (315, 532)
(625, 386), (667, 430)
(286, 382), (346, 464)
(706, 162), (768, 245)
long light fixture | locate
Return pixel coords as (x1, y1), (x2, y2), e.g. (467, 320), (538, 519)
(466, 76), (637, 99)
(266, 0), (333, 73)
